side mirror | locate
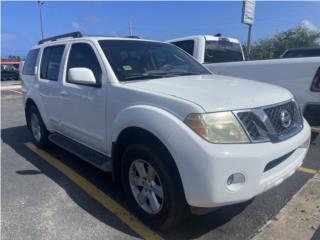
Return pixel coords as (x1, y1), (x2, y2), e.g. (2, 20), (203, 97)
(68, 68), (97, 86)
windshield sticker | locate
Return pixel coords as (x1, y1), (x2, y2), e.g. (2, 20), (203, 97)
(123, 65), (132, 71)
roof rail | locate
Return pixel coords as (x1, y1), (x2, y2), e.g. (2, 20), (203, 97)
(38, 31), (83, 45)
(125, 36), (140, 39)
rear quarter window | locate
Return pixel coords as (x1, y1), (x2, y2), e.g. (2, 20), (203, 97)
(22, 49), (40, 75)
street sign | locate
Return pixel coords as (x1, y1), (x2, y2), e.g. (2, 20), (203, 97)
(241, 0), (255, 25)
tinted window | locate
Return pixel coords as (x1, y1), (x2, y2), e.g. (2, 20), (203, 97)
(22, 49), (39, 75)
(40, 45), (65, 81)
(67, 43), (102, 84)
(283, 49), (320, 58)
(204, 41), (243, 63)
(99, 40), (209, 82)
(172, 40), (194, 55)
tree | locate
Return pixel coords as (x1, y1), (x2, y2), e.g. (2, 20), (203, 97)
(1, 55), (21, 62)
(245, 25), (320, 60)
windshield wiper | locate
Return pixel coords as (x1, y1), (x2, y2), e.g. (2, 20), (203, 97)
(123, 71), (205, 81)
(157, 71), (209, 78)
(123, 74), (164, 81)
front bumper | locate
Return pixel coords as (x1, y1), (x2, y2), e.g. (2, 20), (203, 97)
(175, 119), (311, 208)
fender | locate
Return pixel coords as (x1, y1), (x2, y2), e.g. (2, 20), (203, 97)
(111, 105), (187, 151)
(110, 105), (209, 203)
(24, 87), (51, 130)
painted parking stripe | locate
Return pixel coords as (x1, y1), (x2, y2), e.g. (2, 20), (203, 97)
(311, 127), (320, 133)
(6, 89), (23, 95)
(25, 142), (163, 240)
(298, 167), (318, 175)
(0, 84), (22, 90)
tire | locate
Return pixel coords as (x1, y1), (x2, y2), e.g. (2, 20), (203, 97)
(27, 105), (50, 148)
(121, 143), (189, 229)
(311, 132), (318, 143)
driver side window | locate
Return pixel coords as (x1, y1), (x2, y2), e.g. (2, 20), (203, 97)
(67, 43), (102, 85)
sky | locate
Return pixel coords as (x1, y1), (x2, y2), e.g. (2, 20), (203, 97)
(1, 1), (320, 58)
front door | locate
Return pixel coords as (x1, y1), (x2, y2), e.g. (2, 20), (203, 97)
(58, 41), (107, 154)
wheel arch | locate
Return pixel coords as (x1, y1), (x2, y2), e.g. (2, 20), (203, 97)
(111, 126), (185, 200)
(25, 98), (38, 129)
(25, 97), (49, 130)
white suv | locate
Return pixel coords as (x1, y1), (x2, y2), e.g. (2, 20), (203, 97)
(22, 32), (311, 229)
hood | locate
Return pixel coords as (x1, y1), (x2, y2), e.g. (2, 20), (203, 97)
(126, 74), (293, 112)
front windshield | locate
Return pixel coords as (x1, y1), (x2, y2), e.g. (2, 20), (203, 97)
(205, 40), (244, 63)
(99, 40), (210, 82)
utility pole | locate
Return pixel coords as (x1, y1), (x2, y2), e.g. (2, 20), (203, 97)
(246, 24), (252, 57)
(37, 1), (45, 40)
(128, 21), (133, 36)
(241, 0), (255, 59)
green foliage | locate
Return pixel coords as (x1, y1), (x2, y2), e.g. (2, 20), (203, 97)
(244, 25), (320, 60)
(1, 55), (21, 62)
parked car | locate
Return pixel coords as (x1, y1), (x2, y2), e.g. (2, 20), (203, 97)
(1, 63), (19, 81)
(168, 35), (320, 142)
(281, 47), (320, 58)
(22, 32), (311, 229)
(168, 34), (245, 64)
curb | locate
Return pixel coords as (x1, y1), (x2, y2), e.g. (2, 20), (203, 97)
(252, 173), (320, 240)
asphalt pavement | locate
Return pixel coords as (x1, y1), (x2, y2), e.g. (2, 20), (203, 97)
(1, 85), (319, 240)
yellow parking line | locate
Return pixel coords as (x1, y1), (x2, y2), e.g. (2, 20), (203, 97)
(298, 167), (318, 175)
(25, 142), (163, 240)
(311, 127), (320, 133)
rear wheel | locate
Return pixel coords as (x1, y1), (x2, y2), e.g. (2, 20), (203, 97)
(121, 143), (189, 229)
(27, 105), (50, 148)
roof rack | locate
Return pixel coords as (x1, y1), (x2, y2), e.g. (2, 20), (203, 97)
(125, 36), (140, 39)
(38, 31), (83, 45)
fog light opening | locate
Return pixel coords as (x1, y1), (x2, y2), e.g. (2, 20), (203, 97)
(226, 173), (245, 191)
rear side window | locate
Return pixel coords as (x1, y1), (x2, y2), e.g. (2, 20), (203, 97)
(67, 43), (102, 84)
(204, 41), (243, 63)
(172, 40), (195, 55)
(22, 49), (39, 75)
(40, 45), (65, 81)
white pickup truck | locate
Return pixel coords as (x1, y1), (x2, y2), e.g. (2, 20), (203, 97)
(22, 32), (310, 229)
(167, 35), (320, 141)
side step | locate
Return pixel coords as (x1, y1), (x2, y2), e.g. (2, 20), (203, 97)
(48, 133), (112, 172)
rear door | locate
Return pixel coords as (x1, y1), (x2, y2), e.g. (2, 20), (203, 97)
(58, 41), (107, 154)
(38, 45), (66, 130)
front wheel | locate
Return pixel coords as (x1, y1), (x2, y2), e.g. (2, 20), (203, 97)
(121, 144), (189, 229)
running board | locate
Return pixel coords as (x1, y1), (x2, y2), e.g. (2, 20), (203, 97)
(48, 133), (112, 172)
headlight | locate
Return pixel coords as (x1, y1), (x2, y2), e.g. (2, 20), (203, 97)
(184, 112), (250, 143)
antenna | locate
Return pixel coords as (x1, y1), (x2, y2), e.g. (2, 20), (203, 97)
(128, 21), (133, 36)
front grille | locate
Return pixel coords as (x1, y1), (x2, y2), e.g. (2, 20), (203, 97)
(237, 112), (261, 140)
(264, 101), (300, 137)
(236, 100), (303, 143)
